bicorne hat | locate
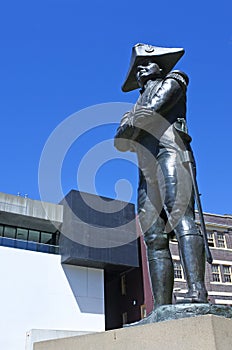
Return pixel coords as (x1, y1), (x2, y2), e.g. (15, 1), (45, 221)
(122, 43), (185, 92)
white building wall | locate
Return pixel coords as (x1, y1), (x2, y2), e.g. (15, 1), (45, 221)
(25, 329), (93, 350)
(0, 246), (105, 350)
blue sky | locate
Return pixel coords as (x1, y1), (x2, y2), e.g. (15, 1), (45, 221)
(0, 0), (231, 215)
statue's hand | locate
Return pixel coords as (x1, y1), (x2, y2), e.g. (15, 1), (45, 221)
(131, 105), (154, 129)
(114, 111), (140, 152)
(119, 111), (134, 127)
(117, 111), (140, 138)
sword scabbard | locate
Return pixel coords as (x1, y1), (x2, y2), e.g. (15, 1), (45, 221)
(181, 150), (213, 264)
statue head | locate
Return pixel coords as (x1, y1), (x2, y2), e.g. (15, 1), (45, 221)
(122, 43), (185, 92)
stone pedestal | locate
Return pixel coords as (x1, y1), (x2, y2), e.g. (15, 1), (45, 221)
(34, 315), (232, 350)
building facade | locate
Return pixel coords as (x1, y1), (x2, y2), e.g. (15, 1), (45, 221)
(0, 190), (141, 350)
(0, 190), (232, 349)
(170, 212), (232, 306)
(0, 192), (105, 350)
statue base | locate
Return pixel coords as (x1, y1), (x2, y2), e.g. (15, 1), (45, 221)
(34, 315), (232, 350)
(125, 303), (232, 326)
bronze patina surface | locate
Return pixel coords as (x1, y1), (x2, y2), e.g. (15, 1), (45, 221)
(115, 43), (211, 310)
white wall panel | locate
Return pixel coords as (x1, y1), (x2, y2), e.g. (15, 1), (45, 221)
(0, 246), (104, 350)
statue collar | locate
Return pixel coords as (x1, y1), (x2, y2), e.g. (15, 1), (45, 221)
(140, 78), (162, 94)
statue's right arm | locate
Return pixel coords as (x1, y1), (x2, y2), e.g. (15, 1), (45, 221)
(149, 71), (188, 118)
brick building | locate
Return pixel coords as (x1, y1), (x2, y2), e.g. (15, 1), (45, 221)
(169, 212), (232, 306)
(119, 211), (232, 320)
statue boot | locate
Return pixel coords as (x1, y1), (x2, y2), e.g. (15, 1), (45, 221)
(178, 235), (208, 303)
(148, 249), (174, 308)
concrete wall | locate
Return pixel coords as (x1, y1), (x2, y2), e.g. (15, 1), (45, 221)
(0, 246), (104, 350)
(60, 190), (139, 269)
(34, 315), (232, 350)
(0, 191), (63, 232)
(0, 192), (63, 222)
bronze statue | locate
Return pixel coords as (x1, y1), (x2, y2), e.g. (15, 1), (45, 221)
(115, 43), (211, 309)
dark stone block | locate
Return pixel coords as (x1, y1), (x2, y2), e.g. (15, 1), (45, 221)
(59, 190), (139, 270)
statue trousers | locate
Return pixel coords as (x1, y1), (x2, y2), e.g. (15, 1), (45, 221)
(137, 147), (201, 259)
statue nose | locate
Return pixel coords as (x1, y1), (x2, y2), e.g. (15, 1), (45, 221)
(137, 66), (146, 73)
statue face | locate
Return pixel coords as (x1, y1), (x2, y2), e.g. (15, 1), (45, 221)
(136, 61), (161, 88)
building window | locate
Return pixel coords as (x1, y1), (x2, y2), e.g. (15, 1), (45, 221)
(217, 233), (226, 248)
(122, 312), (128, 325)
(223, 266), (232, 283)
(41, 232), (53, 244)
(174, 261), (184, 280)
(211, 264), (221, 282)
(140, 304), (147, 319)
(28, 230), (40, 242)
(121, 275), (126, 295)
(4, 226), (16, 239)
(0, 223), (59, 254)
(207, 232), (215, 247)
(16, 228), (28, 241)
